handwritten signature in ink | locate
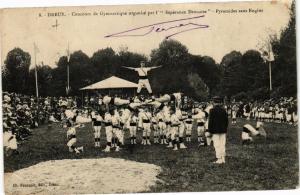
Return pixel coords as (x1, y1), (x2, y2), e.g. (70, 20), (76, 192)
(104, 15), (209, 39)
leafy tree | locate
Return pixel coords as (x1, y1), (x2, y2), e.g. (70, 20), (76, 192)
(28, 65), (53, 96)
(187, 73), (209, 101)
(271, 1), (296, 97)
(240, 50), (267, 91)
(91, 48), (119, 81)
(220, 51), (243, 97)
(68, 50), (94, 95)
(50, 56), (69, 96)
(150, 39), (191, 94)
(51, 50), (94, 96)
(189, 55), (221, 95)
(220, 50), (268, 99)
(2, 48), (31, 94)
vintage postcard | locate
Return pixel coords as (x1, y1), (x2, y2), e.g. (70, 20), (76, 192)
(1, 0), (298, 194)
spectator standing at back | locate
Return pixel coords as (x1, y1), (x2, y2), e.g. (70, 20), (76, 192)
(208, 96), (229, 164)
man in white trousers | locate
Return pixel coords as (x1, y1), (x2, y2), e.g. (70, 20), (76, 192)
(122, 61), (161, 95)
(208, 96), (229, 164)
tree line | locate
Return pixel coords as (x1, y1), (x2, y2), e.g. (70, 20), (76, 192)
(2, 3), (296, 101)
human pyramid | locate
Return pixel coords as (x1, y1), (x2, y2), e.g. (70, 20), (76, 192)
(64, 92), (274, 155)
(65, 92), (212, 153)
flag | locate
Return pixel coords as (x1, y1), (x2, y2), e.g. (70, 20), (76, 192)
(34, 42), (40, 54)
(66, 42), (70, 62)
(66, 49), (70, 62)
(261, 44), (275, 62)
(33, 42), (39, 98)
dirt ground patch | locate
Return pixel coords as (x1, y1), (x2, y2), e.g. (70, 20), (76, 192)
(5, 157), (162, 194)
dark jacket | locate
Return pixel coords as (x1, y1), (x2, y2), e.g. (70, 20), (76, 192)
(208, 105), (228, 134)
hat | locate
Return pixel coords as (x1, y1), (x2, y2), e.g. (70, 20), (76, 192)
(212, 96), (223, 103)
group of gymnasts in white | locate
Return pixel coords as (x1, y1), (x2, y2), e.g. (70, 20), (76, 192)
(65, 92), (267, 154)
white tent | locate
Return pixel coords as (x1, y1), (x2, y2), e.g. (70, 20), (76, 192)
(80, 76), (138, 90)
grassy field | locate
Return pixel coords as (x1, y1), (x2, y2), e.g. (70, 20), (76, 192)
(4, 118), (299, 192)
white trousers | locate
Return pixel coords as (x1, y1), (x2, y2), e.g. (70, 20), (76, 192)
(165, 124), (171, 138)
(142, 123), (151, 136)
(105, 126), (113, 142)
(171, 126), (179, 140)
(113, 128), (123, 140)
(159, 122), (166, 135)
(286, 114), (292, 122)
(185, 123), (193, 135)
(129, 126), (137, 136)
(94, 126), (101, 138)
(197, 126), (205, 136)
(293, 113), (298, 123)
(179, 122), (185, 137)
(7, 135), (18, 150)
(232, 111), (236, 119)
(153, 124), (159, 135)
(137, 79), (152, 93)
(212, 133), (226, 159)
(67, 138), (77, 147)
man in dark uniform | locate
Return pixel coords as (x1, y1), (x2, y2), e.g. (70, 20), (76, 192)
(208, 96), (228, 164)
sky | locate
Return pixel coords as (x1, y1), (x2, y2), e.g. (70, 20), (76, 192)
(0, 0), (292, 68)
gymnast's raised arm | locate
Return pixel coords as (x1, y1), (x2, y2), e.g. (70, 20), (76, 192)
(149, 65), (162, 70)
(121, 66), (137, 71)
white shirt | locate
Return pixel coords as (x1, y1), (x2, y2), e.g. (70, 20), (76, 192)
(49, 115), (58, 122)
(134, 67), (152, 76)
(131, 115), (138, 123)
(151, 116), (158, 124)
(122, 109), (131, 121)
(175, 109), (183, 121)
(157, 112), (165, 121)
(163, 106), (170, 116)
(96, 114), (103, 121)
(114, 110), (120, 119)
(3, 131), (12, 146)
(91, 111), (96, 119)
(103, 96), (112, 105)
(65, 109), (75, 119)
(173, 93), (182, 101)
(170, 114), (180, 125)
(111, 115), (120, 126)
(193, 110), (206, 123)
(205, 104), (213, 113)
(164, 112), (171, 123)
(140, 111), (152, 121)
(61, 100), (68, 106)
(104, 113), (112, 123)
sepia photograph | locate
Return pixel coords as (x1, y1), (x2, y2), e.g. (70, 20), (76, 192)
(0, 0), (298, 194)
